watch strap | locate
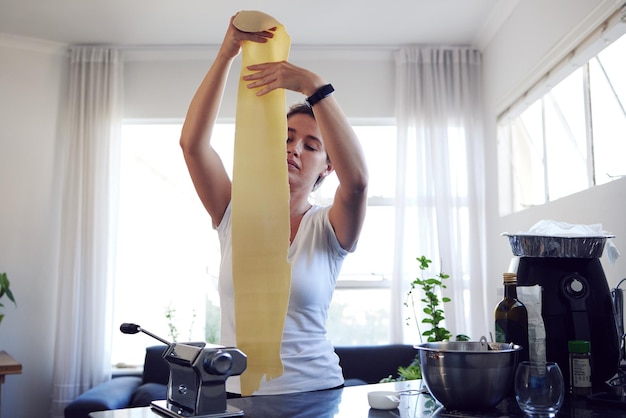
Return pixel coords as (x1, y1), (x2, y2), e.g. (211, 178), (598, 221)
(305, 84), (335, 107)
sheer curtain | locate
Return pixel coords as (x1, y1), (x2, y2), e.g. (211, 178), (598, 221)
(50, 47), (122, 417)
(391, 47), (488, 343)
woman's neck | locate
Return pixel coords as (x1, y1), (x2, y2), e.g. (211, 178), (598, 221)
(290, 198), (312, 218)
(289, 189), (312, 218)
(289, 193), (312, 244)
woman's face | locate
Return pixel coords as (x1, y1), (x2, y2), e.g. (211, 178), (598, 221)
(286, 113), (332, 190)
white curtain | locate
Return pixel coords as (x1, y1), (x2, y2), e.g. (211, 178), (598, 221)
(391, 47), (488, 343)
(50, 47), (122, 417)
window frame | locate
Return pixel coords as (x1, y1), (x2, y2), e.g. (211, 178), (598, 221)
(497, 21), (626, 215)
(111, 119), (400, 366)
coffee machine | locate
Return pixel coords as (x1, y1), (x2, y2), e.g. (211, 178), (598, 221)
(505, 234), (620, 392)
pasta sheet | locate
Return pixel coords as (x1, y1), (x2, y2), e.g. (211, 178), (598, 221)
(232, 10), (291, 396)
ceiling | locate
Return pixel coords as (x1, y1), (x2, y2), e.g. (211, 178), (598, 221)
(0, 0), (519, 49)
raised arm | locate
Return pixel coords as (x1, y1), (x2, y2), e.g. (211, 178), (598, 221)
(242, 62), (369, 250)
(180, 15), (275, 226)
(307, 93), (369, 251)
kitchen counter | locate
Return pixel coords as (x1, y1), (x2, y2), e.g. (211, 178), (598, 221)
(89, 380), (626, 418)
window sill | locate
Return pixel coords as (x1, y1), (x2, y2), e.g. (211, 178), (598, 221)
(112, 364), (143, 377)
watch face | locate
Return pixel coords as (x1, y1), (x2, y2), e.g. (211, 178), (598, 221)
(319, 84), (335, 97)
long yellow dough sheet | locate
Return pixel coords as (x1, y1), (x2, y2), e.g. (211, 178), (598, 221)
(232, 10), (291, 396)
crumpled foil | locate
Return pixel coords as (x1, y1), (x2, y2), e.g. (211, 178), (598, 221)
(503, 234), (612, 258)
(503, 219), (618, 260)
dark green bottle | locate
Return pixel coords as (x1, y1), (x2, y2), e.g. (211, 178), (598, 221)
(495, 272), (529, 362)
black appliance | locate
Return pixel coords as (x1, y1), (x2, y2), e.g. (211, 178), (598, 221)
(120, 323), (247, 418)
(506, 234), (620, 392)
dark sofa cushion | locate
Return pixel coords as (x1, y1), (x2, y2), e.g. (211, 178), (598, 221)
(142, 345), (169, 385)
(334, 344), (417, 384)
(64, 376), (142, 418)
(129, 382), (167, 407)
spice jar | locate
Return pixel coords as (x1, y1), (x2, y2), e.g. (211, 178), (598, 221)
(568, 340), (592, 396)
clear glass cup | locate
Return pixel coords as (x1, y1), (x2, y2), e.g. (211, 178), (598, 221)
(514, 361), (565, 417)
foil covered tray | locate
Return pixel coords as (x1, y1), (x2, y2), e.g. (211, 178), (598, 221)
(503, 233), (614, 258)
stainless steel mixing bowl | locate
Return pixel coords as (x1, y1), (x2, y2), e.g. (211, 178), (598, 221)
(415, 341), (521, 410)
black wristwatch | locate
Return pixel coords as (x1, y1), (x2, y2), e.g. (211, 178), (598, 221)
(305, 84), (335, 107)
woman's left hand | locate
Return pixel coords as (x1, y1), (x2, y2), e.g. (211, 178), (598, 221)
(243, 61), (325, 98)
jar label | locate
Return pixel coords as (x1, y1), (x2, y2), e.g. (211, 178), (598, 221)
(571, 358), (592, 388)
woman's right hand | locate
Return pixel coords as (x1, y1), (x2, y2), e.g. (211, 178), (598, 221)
(218, 13), (276, 60)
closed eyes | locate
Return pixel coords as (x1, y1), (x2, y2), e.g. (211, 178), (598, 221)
(286, 137), (320, 152)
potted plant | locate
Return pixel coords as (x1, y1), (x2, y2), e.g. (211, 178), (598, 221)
(0, 272), (17, 326)
(383, 256), (469, 381)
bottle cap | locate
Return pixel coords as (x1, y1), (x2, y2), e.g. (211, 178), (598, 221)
(568, 340), (591, 353)
(503, 272), (517, 283)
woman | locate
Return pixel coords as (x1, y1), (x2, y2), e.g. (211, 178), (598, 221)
(180, 13), (368, 395)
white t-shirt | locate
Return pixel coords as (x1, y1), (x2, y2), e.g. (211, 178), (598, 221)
(217, 203), (348, 395)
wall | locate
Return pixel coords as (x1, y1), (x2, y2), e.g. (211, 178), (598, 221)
(482, 0), (626, 322)
(123, 47), (396, 121)
(0, 35), (67, 418)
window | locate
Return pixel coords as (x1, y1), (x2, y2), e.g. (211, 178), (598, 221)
(112, 123), (219, 367)
(497, 26), (626, 214)
(111, 122), (397, 366)
(321, 125), (397, 345)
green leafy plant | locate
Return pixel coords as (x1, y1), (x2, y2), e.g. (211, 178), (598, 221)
(394, 358), (423, 381)
(165, 304), (197, 342)
(406, 256), (469, 343)
(165, 305), (179, 342)
(381, 256), (469, 382)
(0, 272), (17, 326)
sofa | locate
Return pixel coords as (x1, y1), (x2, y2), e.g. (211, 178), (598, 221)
(64, 344), (417, 418)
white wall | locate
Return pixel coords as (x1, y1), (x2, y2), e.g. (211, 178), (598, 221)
(123, 48), (396, 121)
(482, 0), (626, 324)
(0, 35), (67, 418)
